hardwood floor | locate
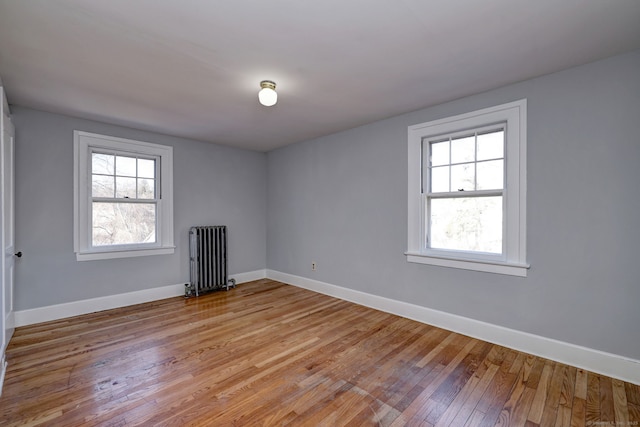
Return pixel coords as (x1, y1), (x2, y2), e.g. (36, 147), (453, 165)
(1, 279), (638, 426)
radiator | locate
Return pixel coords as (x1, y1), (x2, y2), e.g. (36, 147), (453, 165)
(186, 226), (236, 297)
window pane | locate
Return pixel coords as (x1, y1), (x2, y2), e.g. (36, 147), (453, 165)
(138, 158), (155, 178)
(92, 202), (156, 246)
(430, 166), (449, 193)
(92, 153), (114, 175)
(477, 160), (504, 190)
(430, 140), (449, 166)
(477, 130), (504, 161)
(137, 178), (155, 199)
(116, 177), (137, 198)
(451, 163), (475, 191)
(450, 135), (475, 164)
(429, 196), (502, 253)
(92, 175), (114, 198)
(116, 155), (137, 177)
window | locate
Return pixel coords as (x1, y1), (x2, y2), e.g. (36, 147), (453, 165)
(74, 131), (174, 261)
(406, 100), (528, 276)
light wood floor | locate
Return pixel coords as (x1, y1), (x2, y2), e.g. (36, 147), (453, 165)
(1, 280), (638, 426)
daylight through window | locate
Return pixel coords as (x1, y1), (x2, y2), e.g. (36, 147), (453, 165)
(91, 152), (158, 246)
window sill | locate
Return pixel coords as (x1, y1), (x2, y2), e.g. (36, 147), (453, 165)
(76, 246), (175, 261)
(405, 251), (529, 277)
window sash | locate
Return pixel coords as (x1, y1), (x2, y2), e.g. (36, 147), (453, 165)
(424, 193), (505, 256)
(422, 126), (507, 257)
(422, 124), (505, 195)
(427, 189), (503, 199)
(90, 149), (160, 201)
(91, 200), (159, 248)
(88, 148), (161, 250)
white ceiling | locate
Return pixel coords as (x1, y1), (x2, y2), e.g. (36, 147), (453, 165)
(1, 1), (639, 152)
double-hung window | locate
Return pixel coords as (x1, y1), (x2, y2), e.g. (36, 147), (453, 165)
(74, 131), (174, 261)
(407, 100), (528, 276)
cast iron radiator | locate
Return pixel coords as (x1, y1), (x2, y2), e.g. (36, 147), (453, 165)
(186, 226), (236, 297)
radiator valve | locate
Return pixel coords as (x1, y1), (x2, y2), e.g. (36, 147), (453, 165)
(184, 283), (194, 298)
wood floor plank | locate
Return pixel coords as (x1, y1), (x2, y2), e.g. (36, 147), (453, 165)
(1, 279), (639, 427)
(559, 365), (577, 409)
(464, 409), (487, 427)
(570, 397), (586, 427)
(510, 387), (537, 426)
(585, 372), (601, 424)
(555, 405), (572, 427)
(494, 366), (533, 427)
(439, 362), (500, 427)
(527, 361), (554, 424)
(538, 363), (567, 426)
(628, 402), (640, 423)
(600, 376), (616, 423)
(612, 379), (630, 425)
(575, 369), (588, 401)
(469, 348), (523, 427)
(626, 382), (640, 407)
(389, 338), (481, 425)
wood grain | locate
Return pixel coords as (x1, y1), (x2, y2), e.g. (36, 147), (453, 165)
(1, 279), (638, 426)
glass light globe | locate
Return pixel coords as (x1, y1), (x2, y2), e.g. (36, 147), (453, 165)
(258, 81), (277, 106)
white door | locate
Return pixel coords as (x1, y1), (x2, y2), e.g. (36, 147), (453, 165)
(1, 88), (15, 367)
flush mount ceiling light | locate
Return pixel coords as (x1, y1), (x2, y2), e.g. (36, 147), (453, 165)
(258, 80), (277, 106)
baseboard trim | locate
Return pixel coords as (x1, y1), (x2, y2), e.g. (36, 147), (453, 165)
(14, 269), (267, 327)
(266, 269), (640, 385)
(231, 269), (267, 285)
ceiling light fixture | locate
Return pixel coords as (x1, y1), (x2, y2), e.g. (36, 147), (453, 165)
(258, 80), (277, 106)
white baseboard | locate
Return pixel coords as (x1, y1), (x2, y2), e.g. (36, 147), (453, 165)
(231, 269), (267, 285)
(14, 269), (267, 327)
(14, 283), (186, 327)
(266, 269), (640, 385)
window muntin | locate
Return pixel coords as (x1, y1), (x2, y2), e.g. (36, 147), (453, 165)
(91, 153), (156, 200)
(74, 131), (174, 261)
(423, 127), (504, 194)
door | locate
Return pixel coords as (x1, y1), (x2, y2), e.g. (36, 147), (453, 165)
(1, 87), (15, 367)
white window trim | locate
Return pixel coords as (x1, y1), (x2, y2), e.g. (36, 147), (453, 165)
(406, 100), (528, 277)
(73, 131), (175, 261)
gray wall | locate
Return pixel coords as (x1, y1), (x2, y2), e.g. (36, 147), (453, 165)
(267, 50), (640, 360)
(14, 108), (267, 311)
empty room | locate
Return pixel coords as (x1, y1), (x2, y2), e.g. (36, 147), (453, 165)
(1, 1), (639, 426)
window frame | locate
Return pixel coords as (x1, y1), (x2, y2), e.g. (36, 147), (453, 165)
(74, 131), (174, 261)
(406, 100), (528, 276)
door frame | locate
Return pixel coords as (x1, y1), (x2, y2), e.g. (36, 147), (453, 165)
(0, 81), (15, 395)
